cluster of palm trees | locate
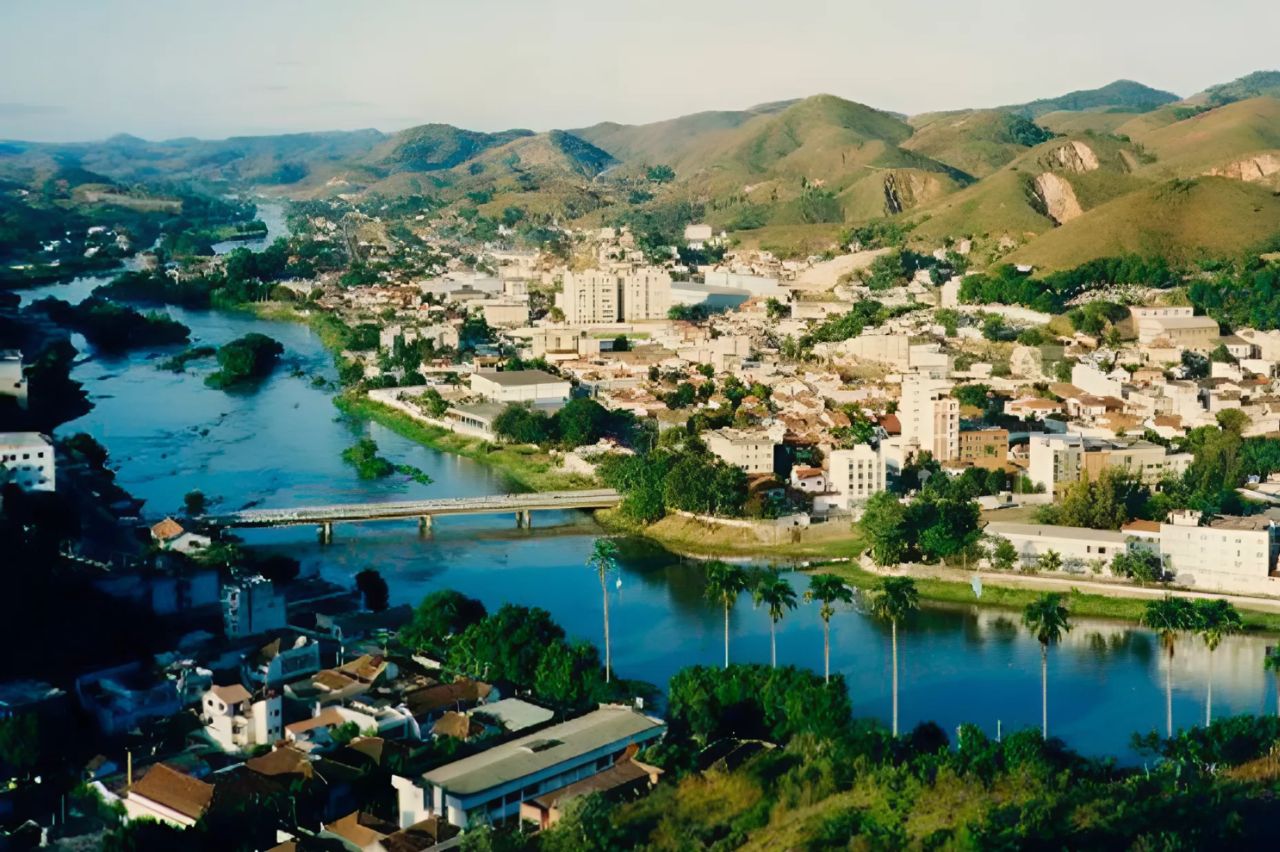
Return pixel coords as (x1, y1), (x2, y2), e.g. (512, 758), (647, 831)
(1141, 595), (1248, 736)
(589, 538), (1280, 740)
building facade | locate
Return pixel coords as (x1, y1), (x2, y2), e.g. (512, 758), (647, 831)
(704, 428), (776, 474)
(827, 444), (887, 507)
(0, 432), (54, 491)
(470, 370), (571, 406)
(899, 374), (959, 462)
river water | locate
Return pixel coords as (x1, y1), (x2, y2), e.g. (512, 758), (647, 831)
(20, 203), (1280, 761)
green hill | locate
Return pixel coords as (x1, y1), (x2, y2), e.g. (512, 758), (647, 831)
(366, 124), (534, 173)
(1195, 70), (1280, 107)
(1000, 80), (1179, 119)
(1004, 177), (1280, 270)
(903, 110), (1055, 178)
(1135, 96), (1280, 177)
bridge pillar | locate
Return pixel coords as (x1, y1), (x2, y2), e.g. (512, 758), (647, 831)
(418, 515), (433, 536)
(318, 522), (333, 545)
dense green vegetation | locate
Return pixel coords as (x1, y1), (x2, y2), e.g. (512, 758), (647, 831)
(492, 397), (636, 448)
(204, 332), (284, 389)
(598, 433), (749, 523)
(340, 436), (432, 484)
(958, 255), (1174, 312)
(1188, 258), (1280, 330)
(31, 296), (189, 351)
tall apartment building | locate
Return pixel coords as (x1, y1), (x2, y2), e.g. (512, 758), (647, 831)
(1159, 510), (1280, 596)
(561, 268), (671, 325)
(828, 444), (887, 507)
(899, 373), (959, 462)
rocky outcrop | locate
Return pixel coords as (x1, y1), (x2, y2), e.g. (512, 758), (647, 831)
(1042, 140), (1100, 173)
(1208, 153), (1280, 183)
(882, 169), (946, 214)
(1033, 172), (1084, 224)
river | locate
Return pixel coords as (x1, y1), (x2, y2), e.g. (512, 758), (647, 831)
(20, 202), (1280, 761)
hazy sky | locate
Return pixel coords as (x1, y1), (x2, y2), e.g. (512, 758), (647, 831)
(1, 0), (1277, 142)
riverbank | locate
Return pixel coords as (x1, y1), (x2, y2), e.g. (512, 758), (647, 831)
(824, 560), (1280, 633)
(597, 508), (867, 561)
(334, 394), (594, 493)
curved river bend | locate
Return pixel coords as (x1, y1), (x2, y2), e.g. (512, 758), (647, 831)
(21, 203), (1280, 760)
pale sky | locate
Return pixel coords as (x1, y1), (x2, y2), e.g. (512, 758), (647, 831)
(1, 0), (1277, 142)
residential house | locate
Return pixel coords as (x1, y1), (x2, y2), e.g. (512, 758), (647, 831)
(123, 763), (214, 828)
(201, 684), (283, 753)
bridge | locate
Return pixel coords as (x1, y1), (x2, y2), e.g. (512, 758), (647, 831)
(203, 489), (621, 542)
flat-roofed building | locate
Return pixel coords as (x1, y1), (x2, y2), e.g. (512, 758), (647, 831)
(1130, 306), (1219, 348)
(0, 350), (27, 409)
(1160, 510), (1280, 596)
(1029, 433), (1192, 494)
(958, 428), (1009, 471)
(562, 268), (672, 324)
(827, 444), (886, 507)
(393, 704), (665, 828)
(470, 370), (571, 406)
(0, 431), (54, 492)
(984, 522), (1129, 569)
(704, 427), (776, 474)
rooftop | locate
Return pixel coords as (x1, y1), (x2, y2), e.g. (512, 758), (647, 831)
(473, 369), (565, 387)
(1210, 516), (1275, 532)
(129, 763), (214, 821)
(984, 522), (1128, 544)
(421, 705), (664, 797)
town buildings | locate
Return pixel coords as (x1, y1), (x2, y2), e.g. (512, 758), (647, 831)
(0, 431), (54, 491)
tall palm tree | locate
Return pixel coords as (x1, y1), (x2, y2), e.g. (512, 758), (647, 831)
(1194, 598), (1242, 726)
(1141, 595), (1197, 737)
(1022, 593), (1072, 738)
(704, 561), (750, 668)
(587, 538), (619, 683)
(752, 572), (798, 668)
(804, 574), (855, 684)
(868, 576), (919, 736)
(1265, 648), (1280, 718)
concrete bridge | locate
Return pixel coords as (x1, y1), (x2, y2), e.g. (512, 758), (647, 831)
(203, 489), (621, 542)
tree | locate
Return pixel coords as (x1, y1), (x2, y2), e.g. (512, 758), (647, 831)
(183, 489), (206, 516)
(704, 561), (749, 668)
(1112, 549), (1162, 586)
(868, 576), (919, 736)
(1037, 549), (1062, 573)
(1266, 648), (1280, 719)
(588, 538), (619, 683)
(1194, 598), (1241, 726)
(861, 492), (908, 567)
(1022, 593), (1071, 737)
(1217, 407), (1250, 436)
(400, 590), (487, 652)
(990, 538), (1018, 571)
(1142, 596), (1197, 737)
(355, 568), (390, 612)
(752, 572), (797, 668)
(805, 574), (854, 684)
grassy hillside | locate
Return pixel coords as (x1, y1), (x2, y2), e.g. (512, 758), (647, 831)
(1005, 177), (1280, 270)
(1000, 79), (1180, 119)
(572, 100), (797, 166)
(1135, 96), (1280, 176)
(364, 124), (533, 173)
(1193, 70), (1280, 107)
(1036, 109), (1144, 135)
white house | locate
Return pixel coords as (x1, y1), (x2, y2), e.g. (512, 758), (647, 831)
(201, 684), (283, 753)
(470, 370), (571, 407)
(0, 432), (55, 491)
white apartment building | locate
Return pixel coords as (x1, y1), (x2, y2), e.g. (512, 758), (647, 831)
(827, 444), (887, 508)
(1160, 510), (1280, 596)
(200, 684), (282, 753)
(470, 370), (571, 406)
(561, 268), (671, 324)
(0, 351), (27, 409)
(0, 432), (54, 492)
(1028, 434), (1193, 494)
(899, 374), (959, 462)
(222, 576), (286, 639)
(704, 428), (776, 474)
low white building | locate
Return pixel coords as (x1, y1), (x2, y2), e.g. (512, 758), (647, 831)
(201, 684), (282, 753)
(984, 522), (1129, 570)
(0, 351), (27, 409)
(0, 432), (54, 492)
(470, 370), (571, 407)
(704, 427), (776, 474)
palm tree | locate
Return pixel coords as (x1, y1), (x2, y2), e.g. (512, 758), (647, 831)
(704, 561), (750, 668)
(1265, 648), (1280, 718)
(752, 572), (798, 668)
(804, 574), (855, 683)
(868, 576), (919, 736)
(587, 538), (619, 683)
(1022, 593), (1072, 738)
(1194, 598), (1242, 726)
(1141, 595), (1197, 737)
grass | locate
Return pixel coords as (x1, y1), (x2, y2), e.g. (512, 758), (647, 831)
(822, 562), (1280, 632)
(334, 393), (594, 493)
(597, 508), (867, 561)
